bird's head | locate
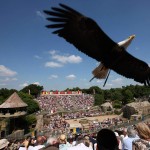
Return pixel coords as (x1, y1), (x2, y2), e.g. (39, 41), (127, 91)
(118, 34), (136, 49)
(128, 34), (135, 40)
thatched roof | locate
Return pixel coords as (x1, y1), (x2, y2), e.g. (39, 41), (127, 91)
(126, 101), (150, 109)
(0, 92), (28, 108)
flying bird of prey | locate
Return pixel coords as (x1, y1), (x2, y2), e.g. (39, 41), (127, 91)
(44, 4), (150, 86)
(90, 35), (135, 86)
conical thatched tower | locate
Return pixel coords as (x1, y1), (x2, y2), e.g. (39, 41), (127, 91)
(0, 92), (28, 117)
(0, 92), (28, 138)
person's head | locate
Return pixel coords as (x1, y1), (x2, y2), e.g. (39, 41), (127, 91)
(47, 136), (59, 148)
(26, 135), (31, 141)
(75, 135), (85, 145)
(136, 122), (150, 140)
(67, 137), (73, 144)
(36, 136), (45, 145)
(122, 128), (127, 136)
(84, 136), (91, 147)
(40, 145), (59, 150)
(0, 139), (9, 150)
(127, 126), (137, 138)
(96, 129), (119, 150)
(59, 134), (66, 144)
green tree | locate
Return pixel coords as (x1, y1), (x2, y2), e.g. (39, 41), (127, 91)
(20, 84), (43, 98)
(87, 86), (102, 94)
(18, 92), (40, 114)
(72, 87), (81, 91)
(0, 88), (17, 104)
(111, 90), (123, 101)
(113, 100), (122, 108)
(94, 94), (104, 106)
(123, 106), (136, 119)
(103, 90), (111, 100)
(122, 89), (133, 105)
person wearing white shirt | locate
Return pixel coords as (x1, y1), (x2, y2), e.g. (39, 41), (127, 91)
(67, 136), (92, 150)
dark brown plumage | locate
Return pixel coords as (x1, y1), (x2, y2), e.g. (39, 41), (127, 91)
(44, 3), (150, 86)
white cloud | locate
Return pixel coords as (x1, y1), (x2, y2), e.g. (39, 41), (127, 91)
(96, 79), (103, 83)
(112, 78), (123, 84)
(45, 62), (63, 68)
(148, 63), (150, 67)
(52, 54), (82, 64)
(49, 50), (82, 64)
(34, 55), (42, 59)
(19, 82), (28, 87)
(12, 78), (18, 81)
(33, 82), (40, 85)
(49, 75), (58, 79)
(36, 11), (45, 19)
(105, 83), (113, 88)
(0, 77), (17, 82)
(19, 82), (40, 87)
(0, 65), (17, 77)
(49, 50), (57, 55)
(66, 74), (76, 80)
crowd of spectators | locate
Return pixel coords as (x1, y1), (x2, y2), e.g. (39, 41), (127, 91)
(1, 93), (150, 149)
(43, 114), (70, 135)
(1, 122), (150, 150)
(37, 95), (59, 113)
(41, 112), (124, 140)
(36, 94), (94, 112)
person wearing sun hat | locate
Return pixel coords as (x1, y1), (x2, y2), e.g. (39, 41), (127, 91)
(59, 134), (71, 150)
(0, 139), (9, 150)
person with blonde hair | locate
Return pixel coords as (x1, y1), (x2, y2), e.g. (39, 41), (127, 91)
(132, 122), (150, 149)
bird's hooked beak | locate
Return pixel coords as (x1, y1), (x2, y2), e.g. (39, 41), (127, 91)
(129, 34), (136, 40)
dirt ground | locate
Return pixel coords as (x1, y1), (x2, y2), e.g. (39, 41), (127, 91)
(66, 114), (119, 124)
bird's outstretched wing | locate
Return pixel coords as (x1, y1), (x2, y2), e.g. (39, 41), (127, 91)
(44, 3), (150, 86)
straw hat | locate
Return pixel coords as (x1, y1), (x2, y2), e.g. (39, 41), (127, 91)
(60, 134), (66, 141)
(0, 139), (9, 149)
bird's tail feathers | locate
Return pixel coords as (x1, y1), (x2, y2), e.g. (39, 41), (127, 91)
(89, 63), (109, 82)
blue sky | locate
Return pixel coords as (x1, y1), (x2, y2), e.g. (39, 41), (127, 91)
(0, 0), (150, 91)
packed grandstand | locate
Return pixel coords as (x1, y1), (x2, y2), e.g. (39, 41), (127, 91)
(0, 91), (150, 150)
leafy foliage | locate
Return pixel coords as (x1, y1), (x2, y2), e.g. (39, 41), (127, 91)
(122, 106), (136, 119)
(0, 88), (40, 114)
(94, 94), (104, 105)
(18, 92), (40, 114)
(20, 84), (43, 98)
(0, 88), (17, 104)
(9, 114), (37, 134)
(0, 84), (150, 112)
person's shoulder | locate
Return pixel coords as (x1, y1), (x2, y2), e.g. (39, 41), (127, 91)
(132, 139), (150, 149)
(19, 147), (26, 150)
(40, 145), (59, 150)
(123, 137), (129, 143)
(34, 145), (45, 150)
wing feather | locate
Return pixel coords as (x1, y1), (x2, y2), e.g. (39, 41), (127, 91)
(44, 3), (150, 86)
(44, 3), (117, 63)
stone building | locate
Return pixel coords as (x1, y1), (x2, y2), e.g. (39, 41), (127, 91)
(0, 92), (28, 138)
